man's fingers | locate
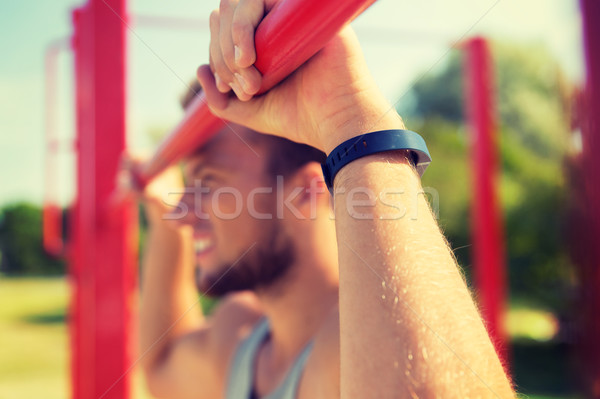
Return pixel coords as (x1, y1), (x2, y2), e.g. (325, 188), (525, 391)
(117, 153), (138, 191)
(231, 0), (264, 68)
(221, 0), (263, 99)
(209, 9), (232, 93)
(219, 0), (238, 74)
(115, 157), (143, 203)
(197, 64), (267, 132)
(197, 64), (231, 111)
(231, 65), (262, 97)
(119, 153), (132, 172)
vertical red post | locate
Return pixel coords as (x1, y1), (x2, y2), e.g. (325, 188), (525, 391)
(575, 0), (600, 395)
(43, 204), (63, 256)
(43, 41), (67, 257)
(71, 1), (137, 398)
(463, 37), (508, 361)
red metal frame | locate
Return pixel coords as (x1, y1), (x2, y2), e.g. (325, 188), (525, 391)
(42, 204), (63, 256)
(71, 1), (137, 398)
(137, 0), (376, 185)
(463, 37), (508, 362)
(574, 0), (600, 394)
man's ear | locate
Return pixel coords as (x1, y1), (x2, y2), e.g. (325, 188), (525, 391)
(284, 162), (330, 219)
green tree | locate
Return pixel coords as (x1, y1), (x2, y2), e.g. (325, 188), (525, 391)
(0, 202), (65, 275)
(401, 41), (574, 311)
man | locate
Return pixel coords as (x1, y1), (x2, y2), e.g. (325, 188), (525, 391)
(134, 1), (514, 398)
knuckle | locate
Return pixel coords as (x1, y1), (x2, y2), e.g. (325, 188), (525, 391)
(213, 59), (232, 82)
(221, 46), (235, 68)
(230, 19), (247, 41)
(207, 102), (225, 117)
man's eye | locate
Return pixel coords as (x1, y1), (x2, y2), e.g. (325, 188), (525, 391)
(200, 174), (217, 183)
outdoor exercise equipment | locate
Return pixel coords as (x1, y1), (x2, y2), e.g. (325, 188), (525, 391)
(43, 39), (69, 257)
(70, 2), (136, 398)
(571, 0), (600, 394)
(463, 37), (507, 360)
(40, 0), (600, 397)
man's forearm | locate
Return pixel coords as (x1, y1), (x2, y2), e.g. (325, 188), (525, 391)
(139, 203), (202, 374)
(333, 130), (513, 397)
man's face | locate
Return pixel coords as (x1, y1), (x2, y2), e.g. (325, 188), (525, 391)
(179, 127), (295, 297)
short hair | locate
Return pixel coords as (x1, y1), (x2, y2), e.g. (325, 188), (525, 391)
(181, 80), (326, 178)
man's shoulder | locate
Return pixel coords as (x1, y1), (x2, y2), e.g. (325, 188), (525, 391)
(207, 291), (264, 362)
(145, 292), (264, 398)
(210, 291), (264, 330)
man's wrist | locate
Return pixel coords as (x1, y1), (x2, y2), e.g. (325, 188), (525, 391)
(143, 199), (179, 228)
(320, 96), (405, 154)
(321, 128), (431, 194)
(332, 152), (416, 194)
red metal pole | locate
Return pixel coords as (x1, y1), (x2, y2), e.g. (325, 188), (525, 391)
(71, 1), (137, 398)
(137, 0), (376, 185)
(463, 37), (508, 362)
(42, 204), (63, 256)
(575, 0), (600, 395)
(43, 40), (68, 257)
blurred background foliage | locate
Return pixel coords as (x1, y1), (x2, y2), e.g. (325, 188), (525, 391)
(397, 40), (580, 396)
(0, 202), (65, 275)
(400, 40), (576, 314)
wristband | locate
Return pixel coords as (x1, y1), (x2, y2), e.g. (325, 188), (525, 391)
(321, 129), (431, 194)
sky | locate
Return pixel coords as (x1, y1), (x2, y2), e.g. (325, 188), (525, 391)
(0, 0), (583, 207)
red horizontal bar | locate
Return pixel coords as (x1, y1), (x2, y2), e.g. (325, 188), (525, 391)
(136, 0), (376, 186)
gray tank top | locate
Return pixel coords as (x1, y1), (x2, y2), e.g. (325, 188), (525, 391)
(225, 318), (314, 399)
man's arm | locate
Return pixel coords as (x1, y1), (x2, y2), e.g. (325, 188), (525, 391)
(130, 165), (261, 398)
(316, 106), (513, 397)
(138, 197), (205, 397)
(331, 128), (514, 397)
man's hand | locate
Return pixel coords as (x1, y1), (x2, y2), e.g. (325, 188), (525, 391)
(196, 0), (404, 153)
(117, 153), (185, 224)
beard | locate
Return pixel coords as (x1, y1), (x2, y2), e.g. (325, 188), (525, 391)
(194, 221), (296, 298)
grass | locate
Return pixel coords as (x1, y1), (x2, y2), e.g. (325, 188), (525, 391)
(0, 277), (69, 399)
(0, 276), (585, 398)
(0, 276), (153, 399)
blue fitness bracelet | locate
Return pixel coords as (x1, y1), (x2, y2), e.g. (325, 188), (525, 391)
(321, 129), (431, 194)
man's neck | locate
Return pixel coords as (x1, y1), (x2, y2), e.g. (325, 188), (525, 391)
(255, 251), (338, 367)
